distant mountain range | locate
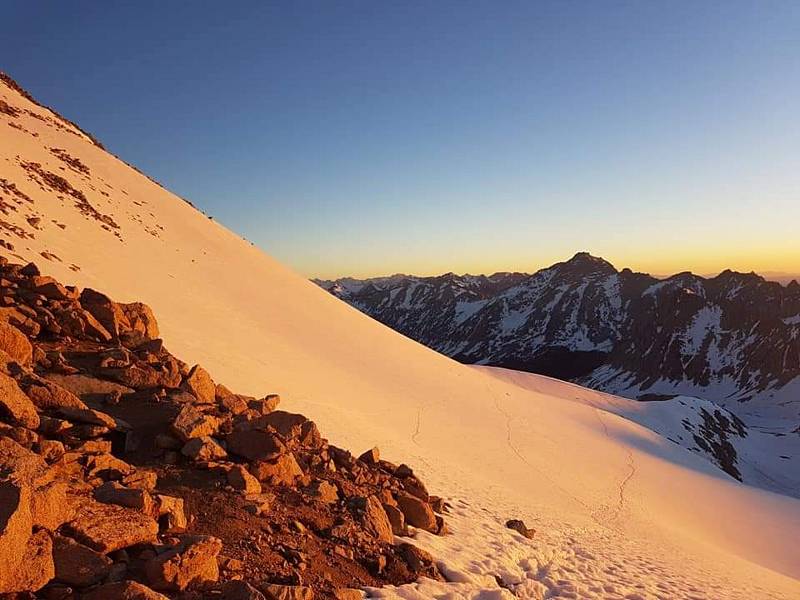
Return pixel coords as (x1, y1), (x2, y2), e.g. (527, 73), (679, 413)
(315, 253), (800, 419)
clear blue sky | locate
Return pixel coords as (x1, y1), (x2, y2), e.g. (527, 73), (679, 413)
(4, 1), (799, 277)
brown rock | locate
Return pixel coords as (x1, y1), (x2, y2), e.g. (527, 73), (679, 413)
(181, 436), (227, 461)
(0, 321), (32, 365)
(396, 493), (438, 533)
(85, 453), (133, 480)
(182, 365), (215, 404)
(37, 438), (65, 462)
(31, 479), (72, 530)
(13, 529), (55, 593)
(119, 301), (160, 343)
(145, 534), (222, 591)
(0, 370), (39, 429)
(332, 589), (363, 600)
(226, 429), (284, 461)
(249, 452), (304, 486)
(227, 464), (262, 494)
(59, 406), (117, 428)
(358, 447), (380, 464)
(0, 480), (34, 593)
(67, 499), (159, 552)
(52, 534), (112, 586)
(222, 580), (267, 600)
(43, 372), (133, 400)
(123, 469), (158, 492)
(505, 519), (535, 539)
(80, 288), (132, 338)
(309, 479), (339, 504)
(95, 481), (154, 513)
(383, 503), (406, 535)
(258, 411), (322, 447)
(0, 306), (40, 337)
(171, 405), (219, 442)
(397, 542), (438, 577)
(351, 495), (393, 543)
(25, 376), (88, 410)
(260, 584), (314, 600)
(81, 580), (170, 600)
(156, 495), (188, 533)
(247, 394), (280, 415)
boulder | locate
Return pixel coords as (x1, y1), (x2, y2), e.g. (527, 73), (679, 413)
(257, 411), (322, 447)
(358, 447), (380, 465)
(249, 452), (304, 486)
(182, 436), (227, 461)
(31, 479), (72, 530)
(12, 528), (54, 593)
(260, 584), (314, 600)
(95, 481), (155, 513)
(383, 503), (406, 536)
(247, 394), (280, 415)
(81, 581), (170, 600)
(24, 376), (88, 410)
(0, 306), (40, 337)
(0, 370), (39, 429)
(52, 534), (112, 586)
(308, 479), (339, 504)
(67, 499), (159, 552)
(119, 301), (160, 343)
(227, 464), (262, 494)
(397, 542), (439, 578)
(0, 480), (33, 593)
(145, 534), (222, 591)
(123, 469), (158, 492)
(396, 493), (438, 533)
(106, 361), (182, 390)
(505, 519), (535, 539)
(37, 438), (65, 462)
(0, 320), (31, 365)
(59, 406), (117, 429)
(332, 590), (363, 600)
(172, 405), (219, 442)
(43, 372), (133, 400)
(85, 453), (133, 480)
(182, 365), (215, 404)
(226, 429), (285, 462)
(80, 288), (132, 338)
(156, 495), (187, 533)
(351, 495), (393, 543)
(222, 580), (267, 600)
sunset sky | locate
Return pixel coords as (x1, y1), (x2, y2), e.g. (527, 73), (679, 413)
(4, 1), (799, 278)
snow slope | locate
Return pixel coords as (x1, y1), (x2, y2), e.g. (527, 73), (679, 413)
(1, 75), (799, 599)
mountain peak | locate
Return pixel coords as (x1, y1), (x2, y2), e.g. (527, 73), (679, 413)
(556, 252), (617, 276)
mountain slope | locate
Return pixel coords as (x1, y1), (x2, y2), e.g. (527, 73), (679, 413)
(2, 73), (799, 599)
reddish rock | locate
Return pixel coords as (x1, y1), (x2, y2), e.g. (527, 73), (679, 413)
(226, 429), (284, 461)
(505, 519), (535, 539)
(182, 436), (227, 461)
(0, 371), (39, 429)
(222, 580), (267, 600)
(249, 452), (304, 486)
(396, 493), (438, 533)
(95, 481), (155, 513)
(145, 534), (222, 591)
(260, 584), (315, 600)
(0, 320), (32, 365)
(358, 447), (380, 464)
(172, 405), (220, 442)
(182, 364), (216, 404)
(156, 495), (188, 533)
(52, 534), (112, 586)
(81, 580), (170, 600)
(227, 464), (262, 494)
(67, 499), (159, 552)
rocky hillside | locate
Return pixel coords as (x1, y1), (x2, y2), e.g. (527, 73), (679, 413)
(317, 253), (800, 411)
(0, 258), (449, 599)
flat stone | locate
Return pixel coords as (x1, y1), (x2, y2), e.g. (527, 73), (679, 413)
(67, 498), (158, 553)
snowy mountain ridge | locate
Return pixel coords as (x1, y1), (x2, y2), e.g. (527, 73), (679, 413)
(316, 253), (800, 415)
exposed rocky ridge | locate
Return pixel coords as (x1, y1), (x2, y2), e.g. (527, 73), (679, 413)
(0, 258), (447, 599)
(316, 253), (800, 408)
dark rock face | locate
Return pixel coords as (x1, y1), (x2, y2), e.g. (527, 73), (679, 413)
(317, 253), (800, 403)
(0, 258), (447, 598)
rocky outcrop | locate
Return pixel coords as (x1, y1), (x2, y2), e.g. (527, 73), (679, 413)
(0, 257), (446, 597)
